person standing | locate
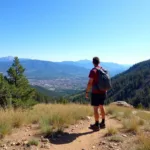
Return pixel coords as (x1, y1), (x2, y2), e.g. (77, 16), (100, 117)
(86, 57), (109, 131)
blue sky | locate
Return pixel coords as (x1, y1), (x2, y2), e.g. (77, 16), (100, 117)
(0, 0), (150, 64)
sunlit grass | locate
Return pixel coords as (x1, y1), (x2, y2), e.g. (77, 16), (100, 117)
(27, 139), (39, 146)
(0, 104), (92, 138)
(136, 134), (150, 150)
(108, 135), (123, 143)
(105, 126), (118, 136)
(122, 117), (140, 133)
(106, 105), (132, 120)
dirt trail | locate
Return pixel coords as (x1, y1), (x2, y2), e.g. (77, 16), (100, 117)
(50, 117), (121, 150)
(1, 116), (122, 150)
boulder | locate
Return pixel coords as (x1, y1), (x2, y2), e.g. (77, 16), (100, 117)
(110, 101), (133, 108)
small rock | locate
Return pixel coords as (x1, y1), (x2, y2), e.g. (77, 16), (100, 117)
(1, 144), (6, 147)
(28, 134), (31, 136)
(41, 138), (49, 143)
(100, 141), (106, 145)
(11, 142), (16, 146)
(109, 144), (113, 148)
(22, 138), (27, 141)
(86, 116), (91, 121)
(113, 143), (118, 146)
(3, 147), (8, 150)
(16, 141), (21, 146)
(23, 141), (28, 145)
(92, 146), (96, 149)
(75, 125), (78, 128)
(44, 143), (50, 149)
(25, 129), (29, 132)
(80, 121), (83, 125)
(122, 134), (127, 137)
(41, 144), (45, 148)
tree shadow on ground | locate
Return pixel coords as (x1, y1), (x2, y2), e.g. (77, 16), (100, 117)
(48, 131), (94, 145)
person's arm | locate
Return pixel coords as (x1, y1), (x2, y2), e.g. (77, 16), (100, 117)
(85, 78), (93, 98)
(86, 78), (93, 93)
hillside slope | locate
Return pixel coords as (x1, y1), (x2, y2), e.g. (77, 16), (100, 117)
(61, 60), (130, 77)
(107, 59), (150, 107)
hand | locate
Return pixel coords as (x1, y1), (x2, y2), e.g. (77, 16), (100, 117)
(85, 92), (89, 99)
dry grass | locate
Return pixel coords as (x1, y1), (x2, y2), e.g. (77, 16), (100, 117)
(0, 104), (92, 138)
(108, 135), (123, 143)
(27, 139), (39, 146)
(122, 117), (140, 133)
(136, 134), (150, 150)
(136, 111), (150, 121)
(106, 105), (150, 134)
(106, 105), (132, 120)
(105, 126), (118, 136)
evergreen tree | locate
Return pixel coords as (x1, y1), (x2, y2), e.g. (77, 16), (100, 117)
(6, 57), (36, 108)
(0, 74), (11, 108)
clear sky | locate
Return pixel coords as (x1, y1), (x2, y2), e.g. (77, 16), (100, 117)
(0, 0), (150, 64)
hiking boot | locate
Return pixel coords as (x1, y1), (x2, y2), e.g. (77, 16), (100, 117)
(89, 124), (100, 131)
(99, 122), (106, 129)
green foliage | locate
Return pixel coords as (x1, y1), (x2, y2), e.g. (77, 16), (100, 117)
(107, 59), (150, 108)
(57, 97), (69, 104)
(27, 139), (39, 146)
(0, 74), (11, 108)
(0, 57), (36, 108)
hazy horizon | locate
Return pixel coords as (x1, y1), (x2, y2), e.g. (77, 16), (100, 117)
(0, 55), (137, 65)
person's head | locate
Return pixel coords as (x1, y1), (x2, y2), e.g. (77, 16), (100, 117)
(93, 57), (100, 67)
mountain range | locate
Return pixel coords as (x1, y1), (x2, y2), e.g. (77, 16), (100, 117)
(0, 57), (131, 79)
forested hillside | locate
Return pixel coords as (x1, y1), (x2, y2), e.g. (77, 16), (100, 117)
(107, 59), (150, 108)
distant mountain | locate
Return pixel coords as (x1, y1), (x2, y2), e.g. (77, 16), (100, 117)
(0, 59), (89, 79)
(0, 57), (131, 79)
(0, 56), (14, 61)
(70, 59), (150, 108)
(61, 60), (131, 76)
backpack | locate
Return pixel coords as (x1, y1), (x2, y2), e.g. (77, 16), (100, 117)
(94, 67), (112, 91)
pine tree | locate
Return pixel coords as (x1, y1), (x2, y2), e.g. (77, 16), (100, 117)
(6, 57), (36, 108)
(0, 74), (11, 108)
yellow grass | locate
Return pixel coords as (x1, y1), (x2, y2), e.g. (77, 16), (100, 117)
(108, 135), (123, 143)
(106, 105), (132, 120)
(136, 134), (150, 150)
(0, 104), (92, 138)
(105, 126), (118, 136)
(122, 117), (140, 133)
(136, 111), (150, 121)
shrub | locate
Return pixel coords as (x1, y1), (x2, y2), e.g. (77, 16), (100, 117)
(105, 126), (118, 136)
(136, 134), (150, 150)
(122, 118), (139, 133)
(108, 135), (123, 143)
(27, 139), (39, 146)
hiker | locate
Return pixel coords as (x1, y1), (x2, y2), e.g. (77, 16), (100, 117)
(85, 57), (111, 131)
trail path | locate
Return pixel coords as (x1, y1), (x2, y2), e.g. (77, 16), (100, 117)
(50, 117), (121, 150)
